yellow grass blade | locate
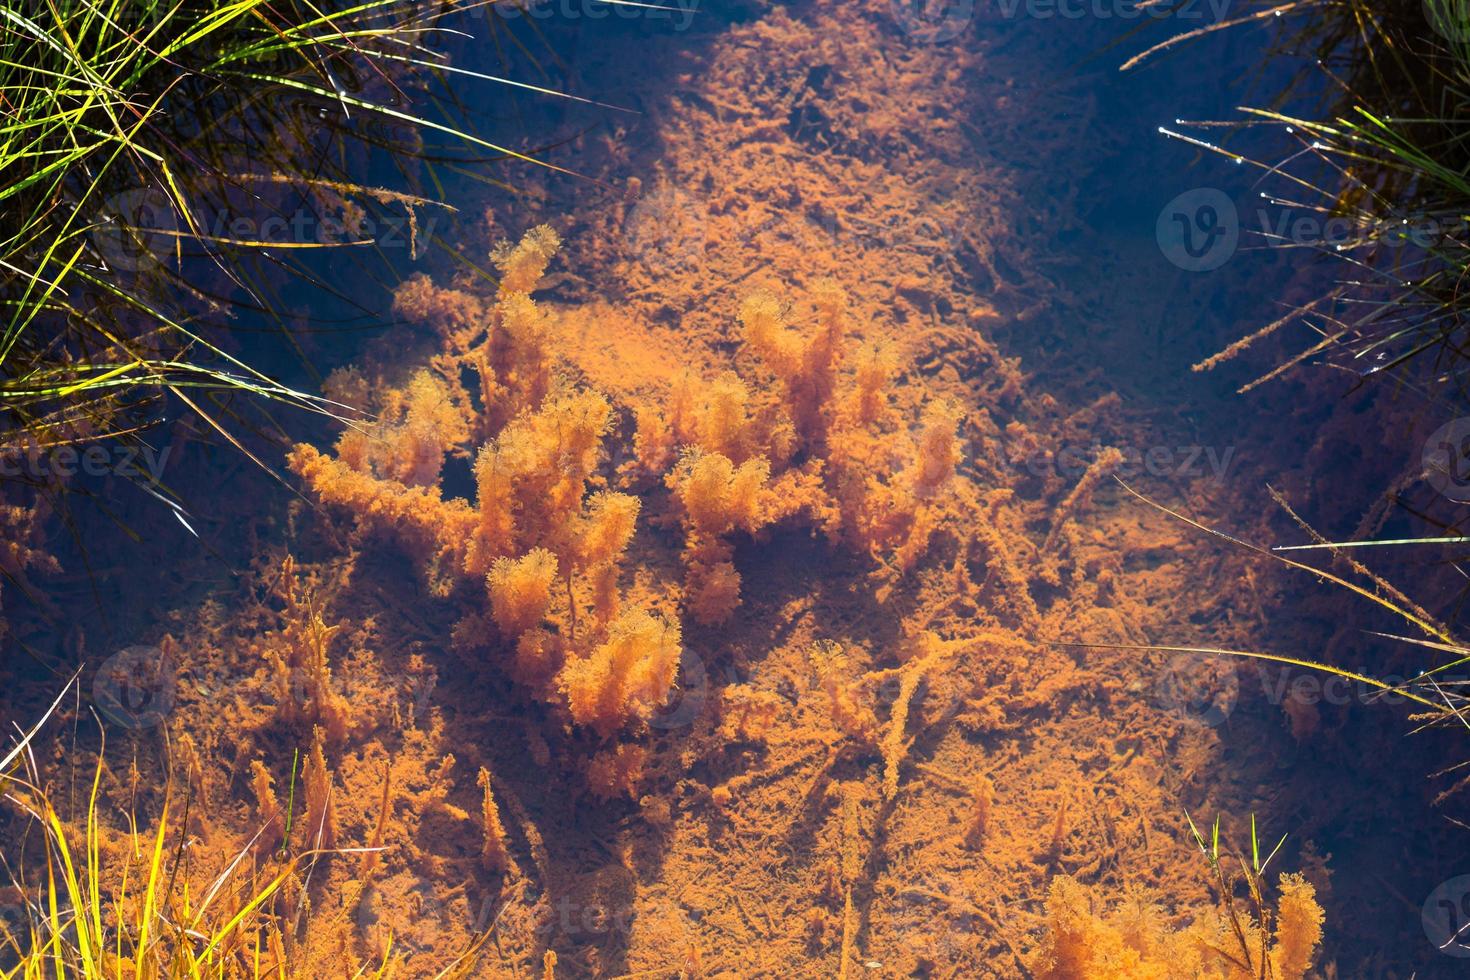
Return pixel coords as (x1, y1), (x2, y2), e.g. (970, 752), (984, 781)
(134, 800), (170, 975)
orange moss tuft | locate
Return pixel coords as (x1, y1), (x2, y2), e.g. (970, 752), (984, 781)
(288, 443), (477, 576)
(578, 491), (640, 570)
(693, 372), (757, 461)
(332, 371), (467, 489)
(513, 627), (562, 687)
(495, 292), (555, 411)
(1030, 872), (1326, 980)
(739, 281), (847, 443)
(738, 291), (797, 377)
(487, 549), (559, 637)
(632, 402), (675, 475)
(560, 609), (682, 737)
(673, 450), (770, 535)
(684, 555), (743, 626)
(465, 389), (614, 574)
(719, 685), (783, 742)
(392, 274), (488, 336)
(301, 727), (338, 850)
(585, 744), (649, 800)
(845, 339), (897, 428)
(1272, 874), (1325, 980)
(477, 766), (512, 873)
(812, 643), (878, 744)
(260, 557), (351, 745)
(963, 775), (994, 849)
(249, 759), (284, 854)
(906, 399), (963, 499)
(492, 224), (561, 295)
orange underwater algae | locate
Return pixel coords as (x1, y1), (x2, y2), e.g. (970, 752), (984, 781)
(2, 3), (1362, 975)
(272, 203), (1331, 973)
(1030, 873), (1325, 980)
(289, 224), (965, 758)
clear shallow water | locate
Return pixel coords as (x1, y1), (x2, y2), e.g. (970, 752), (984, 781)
(5, 2), (1470, 976)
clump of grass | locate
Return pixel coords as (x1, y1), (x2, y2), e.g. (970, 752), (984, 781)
(1080, 483), (1470, 752)
(1133, 0), (1470, 395)
(0, 0), (556, 491)
(0, 685), (488, 977)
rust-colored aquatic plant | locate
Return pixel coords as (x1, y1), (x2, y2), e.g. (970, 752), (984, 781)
(1030, 817), (1325, 980)
(288, 222), (973, 795)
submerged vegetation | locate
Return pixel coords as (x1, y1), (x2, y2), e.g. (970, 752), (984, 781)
(7, 0), (1450, 972)
(288, 222), (967, 784)
(1031, 816), (1323, 979)
(0, 687), (490, 978)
